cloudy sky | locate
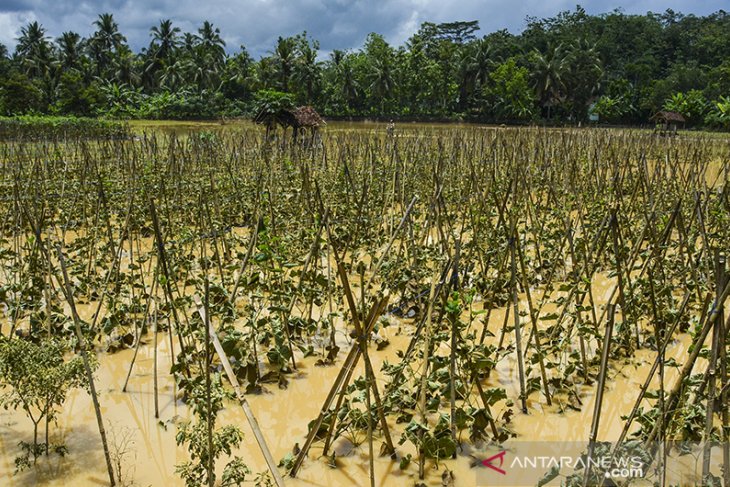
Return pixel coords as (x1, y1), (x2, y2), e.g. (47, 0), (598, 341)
(0, 0), (726, 57)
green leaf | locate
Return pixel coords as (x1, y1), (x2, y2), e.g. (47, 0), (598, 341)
(537, 465), (560, 486)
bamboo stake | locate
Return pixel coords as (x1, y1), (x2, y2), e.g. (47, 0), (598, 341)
(321, 348), (361, 456)
(417, 271), (438, 479)
(613, 289), (699, 453)
(122, 264), (159, 393)
(566, 222), (590, 382)
(230, 214), (259, 303)
(334, 260), (395, 455)
(363, 322), (375, 487)
(364, 195), (417, 292)
(149, 198), (188, 375)
(610, 211), (633, 352)
(153, 302), (159, 419)
(515, 235), (551, 405)
(201, 238), (215, 487)
(56, 245), (116, 486)
(645, 279), (730, 445)
(583, 303), (614, 486)
(509, 225), (528, 414)
(702, 252), (725, 481)
(721, 272), (730, 487)
(192, 295), (285, 487)
(647, 268), (666, 486)
(385, 259), (453, 394)
(449, 241), (460, 455)
(290, 297), (388, 477)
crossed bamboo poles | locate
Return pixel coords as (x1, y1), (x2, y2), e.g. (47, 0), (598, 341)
(289, 191), (402, 480)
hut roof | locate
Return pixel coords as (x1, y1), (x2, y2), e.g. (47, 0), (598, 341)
(293, 106), (326, 127)
(253, 106), (297, 127)
(651, 111), (686, 123)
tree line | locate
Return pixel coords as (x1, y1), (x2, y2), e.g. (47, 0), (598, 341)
(0, 6), (729, 127)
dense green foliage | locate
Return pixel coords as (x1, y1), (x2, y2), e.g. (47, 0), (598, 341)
(0, 116), (129, 140)
(0, 7), (729, 127)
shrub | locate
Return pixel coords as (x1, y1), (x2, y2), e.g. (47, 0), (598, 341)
(704, 96), (730, 130)
(662, 90), (708, 126)
(0, 115), (130, 140)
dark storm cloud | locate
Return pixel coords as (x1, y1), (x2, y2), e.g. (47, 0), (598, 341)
(0, 0), (33, 12)
(0, 0), (726, 57)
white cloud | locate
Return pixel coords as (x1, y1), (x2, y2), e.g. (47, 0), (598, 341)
(0, 10), (36, 48)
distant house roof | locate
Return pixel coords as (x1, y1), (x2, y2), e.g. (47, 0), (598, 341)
(651, 111), (686, 123)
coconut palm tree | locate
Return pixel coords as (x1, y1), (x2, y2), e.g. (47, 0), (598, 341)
(145, 19), (181, 89)
(329, 49), (345, 67)
(197, 21), (226, 67)
(189, 21), (226, 90)
(181, 33), (197, 54)
(455, 41), (492, 109)
(15, 21), (53, 78)
(89, 13), (127, 76)
(531, 43), (568, 118)
(159, 60), (187, 91)
(56, 32), (83, 72)
(562, 40), (603, 120)
(112, 46), (141, 86)
(92, 13), (126, 51)
(16, 21), (49, 57)
(190, 59), (220, 92)
(469, 39), (493, 90)
(335, 56), (359, 109)
(219, 48), (255, 99)
(369, 57), (394, 114)
(150, 19), (181, 64)
(294, 36), (321, 103)
(273, 36), (296, 92)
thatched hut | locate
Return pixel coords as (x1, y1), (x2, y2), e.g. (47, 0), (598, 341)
(651, 111), (685, 136)
(291, 106), (326, 143)
(253, 105), (325, 143)
(292, 106), (325, 128)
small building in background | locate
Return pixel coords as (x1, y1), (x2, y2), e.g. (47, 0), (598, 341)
(651, 111), (685, 136)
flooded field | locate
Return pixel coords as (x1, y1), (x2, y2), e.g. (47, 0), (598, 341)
(1, 122), (729, 486)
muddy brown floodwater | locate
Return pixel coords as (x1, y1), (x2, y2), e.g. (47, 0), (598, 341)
(0, 269), (709, 487)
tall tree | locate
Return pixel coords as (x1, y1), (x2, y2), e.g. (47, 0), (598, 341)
(272, 36), (296, 92)
(194, 21), (226, 90)
(364, 33), (396, 114)
(89, 13), (127, 76)
(150, 19), (181, 64)
(562, 40), (603, 120)
(326, 50), (360, 112)
(293, 34), (321, 103)
(145, 19), (181, 89)
(56, 32), (83, 72)
(112, 45), (140, 86)
(531, 43), (568, 117)
(220, 47), (255, 100)
(15, 21), (53, 78)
